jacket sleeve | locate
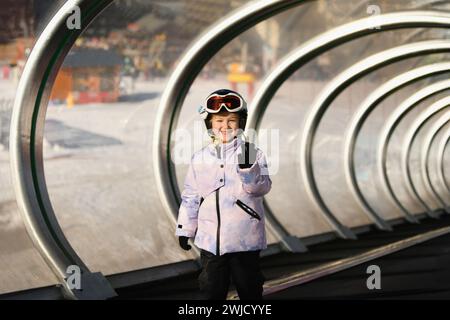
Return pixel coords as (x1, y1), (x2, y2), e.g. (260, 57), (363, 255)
(237, 149), (272, 197)
(175, 158), (202, 238)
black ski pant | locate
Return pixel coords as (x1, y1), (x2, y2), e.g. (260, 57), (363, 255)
(198, 249), (265, 300)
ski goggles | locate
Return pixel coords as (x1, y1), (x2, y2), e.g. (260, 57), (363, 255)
(205, 92), (245, 113)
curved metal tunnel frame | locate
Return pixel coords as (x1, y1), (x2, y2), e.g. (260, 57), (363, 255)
(308, 43), (450, 233)
(356, 1), (450, 58)
(348, 65), (450, 224)
(246, 12), (450, 240)
(344, 63), (450, 225)
(401, 96), (450, 214)
(153, 0), (311, 254)
(421, 113), (450, 208)
(376, 80), (450, 219)
(8, 0), (313, 299)
(437, 129), (450, 195)
(328, 50), (450, 230)
(9, 0), (116, 299)
(8, 0), (450, 299)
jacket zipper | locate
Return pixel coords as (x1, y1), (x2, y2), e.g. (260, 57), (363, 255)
(236, 199), (261, 220)
(215, 189), (221, 255)
(215, 144), (221, 256)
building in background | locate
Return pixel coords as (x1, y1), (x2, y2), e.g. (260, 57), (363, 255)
(50, 48), (123, 104)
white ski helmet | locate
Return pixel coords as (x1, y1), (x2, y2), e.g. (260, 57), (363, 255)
(198, 89), (248, 134)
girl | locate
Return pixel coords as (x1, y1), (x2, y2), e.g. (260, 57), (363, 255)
(175, 89), (272, 300)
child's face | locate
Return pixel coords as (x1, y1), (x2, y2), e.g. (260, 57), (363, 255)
(210, 112), (240, 143)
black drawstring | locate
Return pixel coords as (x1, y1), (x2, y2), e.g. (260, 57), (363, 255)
(215, 144), (221, 159)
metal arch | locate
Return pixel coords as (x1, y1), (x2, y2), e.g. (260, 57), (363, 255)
(426, 118), (450, 206)
(359, 0), (448, 55)
(323, 47), (450, 232)
(404, 4), (450, 46)
(356, 0), (449, 59)
(437, 129), (450, 194)
(11, 3), (450, 300)
(330, 48), (450, 231)
(421, 112), (450, 208)
(346, 64), (450, 227)
(245, 11), (450, 239)
(8, 0), (311, 296)
(9, 0), (116, 299)
(402, 96), (450, 214)
(14, 0), (450, 300)
(155, 10), (450, 246)
(8, 0), (312, 295)
(289, 54), (450, 231)
(153, 0), (311, 254)
(376, 80), (450, 219)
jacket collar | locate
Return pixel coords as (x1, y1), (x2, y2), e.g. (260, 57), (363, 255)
(208, 136), (244, 157)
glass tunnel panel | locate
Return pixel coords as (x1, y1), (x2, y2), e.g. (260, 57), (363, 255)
(43, 0), (258, 276)
(378, 87), (450, 214)
(177, 0), (450, 240)
(407, 108), (450, 210)
(258, 39), (450, 237)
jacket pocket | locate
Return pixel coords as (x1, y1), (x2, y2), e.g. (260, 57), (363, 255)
(236, 199), (261, 221)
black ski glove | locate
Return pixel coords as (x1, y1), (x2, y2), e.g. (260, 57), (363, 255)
(238, 142), (257, 169)
(178, 236), (192, 251)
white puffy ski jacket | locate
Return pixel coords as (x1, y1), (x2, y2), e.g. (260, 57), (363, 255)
(175, 137), (272, 256)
